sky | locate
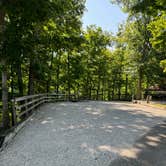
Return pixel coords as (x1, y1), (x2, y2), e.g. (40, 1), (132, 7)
(82, 0), (128, 34)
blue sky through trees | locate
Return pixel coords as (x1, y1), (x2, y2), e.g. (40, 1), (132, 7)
(82, 0), (128, 34)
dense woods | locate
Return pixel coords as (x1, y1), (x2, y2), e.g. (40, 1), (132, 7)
(0, 0), (166, 129)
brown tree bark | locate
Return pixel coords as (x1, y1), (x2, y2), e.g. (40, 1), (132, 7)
(0, 11), (10, 129)
(125, 74), (128, 99)
(10, 65), (14, 99)
(111, 79), (115, 100)
(136, 68), (143, 100)
(56, 62), (60, 93)
(56, 51), (62, 94)
(117, 73), (122, 100)
(28, 59), (34, 95)
(107, 80), (111, 101)
(17, 63), (24, 96)
(67, 53), (71, 100)
(96, 70), (101, 100)
(47, 54), (54, 93)
(1, 60), (10, 129)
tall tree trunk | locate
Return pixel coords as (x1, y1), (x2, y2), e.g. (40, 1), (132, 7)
(11, 65), (14, 99)
(101, 88), (104, 100)
(125, 74), (128, 99)
(46, 81), (49, 93)
(96, 72), (101, 100)
(2, 60), (10, 129)
(118, 73), (121, 100)
(17, 63), (23, 96)
(56, 54), (61, 94)
(102, 78), (105, 100)
(96, 82), (100, 100)
(89, 83), (92, 100)
(112, 79), (115, 100)
(0, 11), (10, 129)
(67, 53), (71, 100)
(107, 80), (111, 101)
(118, 86), (121, 100)
(136, 68), (143, 100)
(56, 65), (60, 93)
(47, 54), (54, 93)
(86, 75), (89, 99)
(28, 59), (34, 95)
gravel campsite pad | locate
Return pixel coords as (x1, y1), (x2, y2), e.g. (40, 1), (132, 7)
(0, 101), (166, 166)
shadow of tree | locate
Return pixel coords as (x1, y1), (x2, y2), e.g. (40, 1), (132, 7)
(109, 121), (166, 166)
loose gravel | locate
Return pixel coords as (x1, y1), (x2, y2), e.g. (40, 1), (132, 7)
(0, 101), (165, 166)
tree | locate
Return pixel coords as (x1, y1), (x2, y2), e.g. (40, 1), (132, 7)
(0, 0), (86, 128)
(82, 26), (111, 99)
(0, 5), (10, 129)
(111, 0), (166, 96)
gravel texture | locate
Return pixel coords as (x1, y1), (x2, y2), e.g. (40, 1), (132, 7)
(0, 101), (165, 166)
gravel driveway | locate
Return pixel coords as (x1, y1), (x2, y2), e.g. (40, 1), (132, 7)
(0, 101), (166, 166)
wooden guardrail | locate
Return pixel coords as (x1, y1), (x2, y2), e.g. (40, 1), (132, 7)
(11, 93), (77, 126)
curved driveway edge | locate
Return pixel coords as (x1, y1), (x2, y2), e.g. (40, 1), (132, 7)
(0, 112), (36, 152)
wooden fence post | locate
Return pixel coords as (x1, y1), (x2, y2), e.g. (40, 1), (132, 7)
(25, 99), (29, 117)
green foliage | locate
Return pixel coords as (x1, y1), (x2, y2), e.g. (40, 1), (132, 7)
(148, 12), (166, 53)
(132, 0), (166, 15)
(160, 60), (166, 73)
(111, 0), (166, 98)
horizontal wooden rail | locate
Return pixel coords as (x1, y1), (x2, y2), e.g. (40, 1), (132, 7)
(11, 93), (77, 126)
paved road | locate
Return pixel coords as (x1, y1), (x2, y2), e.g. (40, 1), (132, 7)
(0, 101), (166, 166)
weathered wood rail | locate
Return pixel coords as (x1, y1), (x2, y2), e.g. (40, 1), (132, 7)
(11, 93), (77, 126)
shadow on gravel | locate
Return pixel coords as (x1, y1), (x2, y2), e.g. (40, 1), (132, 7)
(109, 121), (166, 166)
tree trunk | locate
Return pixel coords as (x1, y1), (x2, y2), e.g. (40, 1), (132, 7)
(0, 11), (10, 129)
(86, 76), (89, 99)
(118, 73), (121, 100)
(96, 83), (100, 100)
(125, 74), (128, 99)
(118, 86), (121, 100)
(102, 79), (105, 101)
(112, 79), (115, 100)
(47, 54), (54, 93)
(136, 68), (142, 100)
(17, 63), (23, 96)
(67, 53), (71, 100)
(56, 64), (60, 93)
(11, 65), (14, 99)
(107, 80), (111, 101)
(96, 72), (101, 100)
(56, 54), (61, 93)
(46, 80), (49, 93)
(2, 60), (10, 129)
(89, 84), (92, 100)
(28, 59), (34, 95)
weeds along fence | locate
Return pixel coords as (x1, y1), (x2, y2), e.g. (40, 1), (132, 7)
(11, 93), (77, 127)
